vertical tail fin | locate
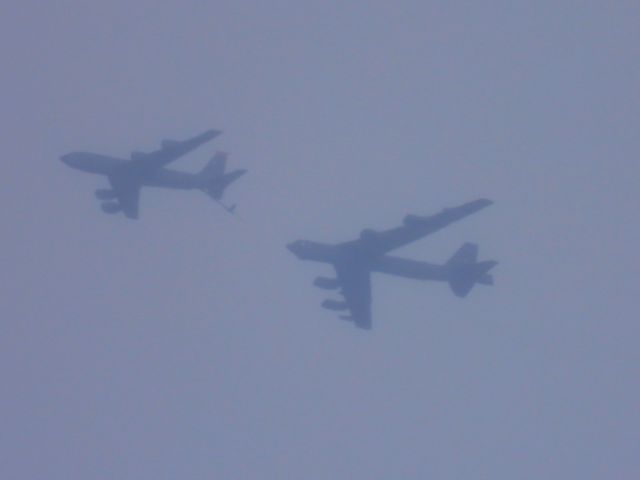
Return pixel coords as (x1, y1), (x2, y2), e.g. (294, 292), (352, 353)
(446, 242), (478, 266)
(446, 243), (497, 297)
(198, 152), (246, 212)
(199, 151), (227, 179)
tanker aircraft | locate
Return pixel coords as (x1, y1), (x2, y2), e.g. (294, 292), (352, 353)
(61, 130), (246, 219)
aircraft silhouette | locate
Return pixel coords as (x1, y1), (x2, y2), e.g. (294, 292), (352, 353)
(287, 199), (496, 329)
(61, 130), (246, 219)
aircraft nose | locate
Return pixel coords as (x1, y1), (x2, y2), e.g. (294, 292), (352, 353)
(60, 153), (86, 169)
(286, 242), (297, 253)
(286, 241), (305, 256)
(60, 153), (76, 166)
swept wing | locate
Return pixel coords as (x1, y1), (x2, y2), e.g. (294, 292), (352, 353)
(349, 198), (492, 255)
(130, 129), (221, 171)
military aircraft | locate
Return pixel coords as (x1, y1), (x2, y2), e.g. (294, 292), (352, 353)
(286, 199), (495, 329)
(61, 130), (246, 219)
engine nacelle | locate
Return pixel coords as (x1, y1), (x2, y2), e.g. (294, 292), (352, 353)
(95, 188), (117, 200)
(313, 276), (340, 290)
(162, 140), (180, 149)
(359, 228), (380, 242)
(403, 214), (427, 227)
(321, 299), (348, 311)
(101, 202), (122, 214)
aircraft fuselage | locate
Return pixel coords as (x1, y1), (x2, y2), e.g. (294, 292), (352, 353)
(371, 255), (449, 281)
(61, 152), (205, 190)
(287, 237), (499, 289)
(287, 239), (450, 280)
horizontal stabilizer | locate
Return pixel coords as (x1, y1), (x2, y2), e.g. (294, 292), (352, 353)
(204, 169), (247, 201)
(449, 260), (498, 297)
(199, 151), (246, 208)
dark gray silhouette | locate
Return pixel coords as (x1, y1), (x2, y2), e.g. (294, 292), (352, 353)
(287, 199), (496, 329)
(373, 243), (497, 297)
(61, 130), (246, 218)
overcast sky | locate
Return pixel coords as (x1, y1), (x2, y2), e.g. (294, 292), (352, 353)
(2, 1), (639, 478)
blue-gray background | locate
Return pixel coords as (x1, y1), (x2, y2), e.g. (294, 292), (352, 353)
(2, 1), (639, 478)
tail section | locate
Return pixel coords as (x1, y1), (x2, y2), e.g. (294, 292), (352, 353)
(209, 169), (247, 200)
(199, 151), (227, 181)
(198, 152), (247, 211)
(446, 243), (498, 297)
(446, 242), (478, 266)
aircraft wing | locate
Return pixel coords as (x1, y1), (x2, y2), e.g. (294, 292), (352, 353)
(334, 263), (372, 330)
(108, 174), (141, 219)
(372, 255), (443, 280)
(355, 198), (493, 255)
(130, 129), (221, 171)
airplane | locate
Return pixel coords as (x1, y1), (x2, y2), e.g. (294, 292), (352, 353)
(286, 199), (495, 329)
(60, 130), (247, 219)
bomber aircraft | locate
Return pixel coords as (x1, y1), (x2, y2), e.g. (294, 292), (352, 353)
(286, 199), (496, 329)
(61, 130), (246, 219)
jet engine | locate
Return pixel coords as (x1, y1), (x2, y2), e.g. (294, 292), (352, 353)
(161, 140), (180, 149)
(403, 214), (427, 227)
(313, 276), (340, 290)
(321, 299), (348, 311)
(359, 228), (380, 243)
(101, 202), (122, 214)
(94, 189), (117, 200)
(359, 228), (377, 240)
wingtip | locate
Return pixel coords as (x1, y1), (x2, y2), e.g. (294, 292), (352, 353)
(462, 198), (493, 213)
(474, 198), (493, 208)
(203, 129), (223, 139)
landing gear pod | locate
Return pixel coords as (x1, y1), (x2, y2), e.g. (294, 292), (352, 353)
(321, 299), (348, 311)
(100, 202), (122, 214)
(95, 189), (117, 200)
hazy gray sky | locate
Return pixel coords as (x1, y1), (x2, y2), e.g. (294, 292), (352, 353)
(2, 1), (639, 478)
